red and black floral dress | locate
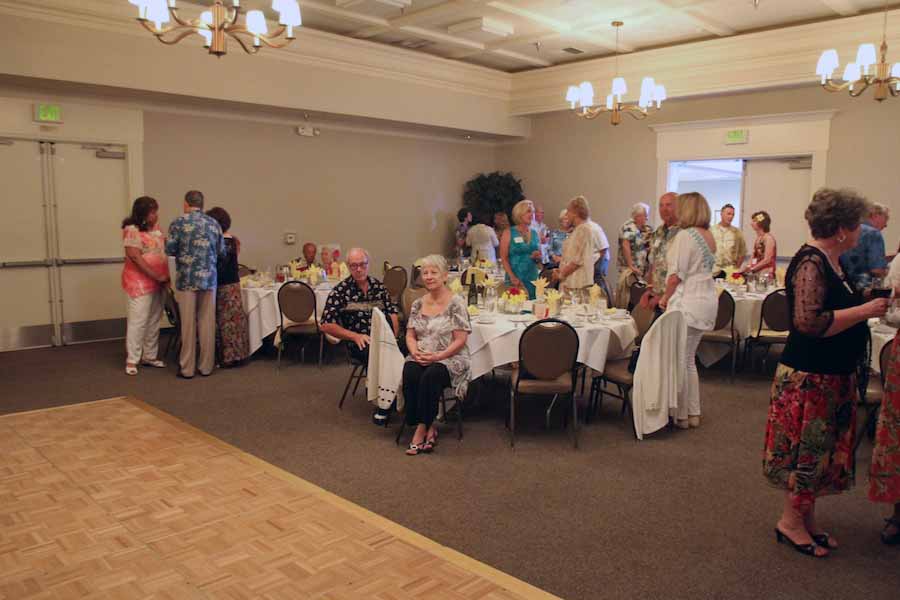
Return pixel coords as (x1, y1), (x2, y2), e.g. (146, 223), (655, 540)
(763, 245), (866, 511)
(871, 334), (900, 503)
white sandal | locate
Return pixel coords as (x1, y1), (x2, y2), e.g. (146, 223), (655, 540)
(140, 359), (166, 368)
(125, 365), (138, 376)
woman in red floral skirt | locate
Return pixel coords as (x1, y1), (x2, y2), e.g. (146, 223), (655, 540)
(763, 189), (889, 558)
(870, 334), (900, 545)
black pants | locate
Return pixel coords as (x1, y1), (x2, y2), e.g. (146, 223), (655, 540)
(402, 361), (451, 427)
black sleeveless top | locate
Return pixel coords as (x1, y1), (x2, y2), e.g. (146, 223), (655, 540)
(216, 237), (240, 286)
(780, 245), (867, 375)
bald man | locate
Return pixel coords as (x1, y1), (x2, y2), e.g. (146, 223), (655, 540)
(297, 242), (318, 269)
(641, 192), (680, 310)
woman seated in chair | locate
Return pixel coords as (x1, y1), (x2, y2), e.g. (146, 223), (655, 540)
(402, 254), (471, 455)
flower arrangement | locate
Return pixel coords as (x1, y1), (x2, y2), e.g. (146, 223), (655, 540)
(723, 267), (745, 286)
(475, 258), (495, 269)
(502, 287), (527, 313)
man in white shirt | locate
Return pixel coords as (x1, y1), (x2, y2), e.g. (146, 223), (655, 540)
(589, 219), (612, 303)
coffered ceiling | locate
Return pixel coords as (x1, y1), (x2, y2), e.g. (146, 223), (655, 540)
(282, 0), (894, 71)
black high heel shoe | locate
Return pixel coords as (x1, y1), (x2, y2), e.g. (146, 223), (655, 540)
(881, 518), (900, 546)
(812, 532), (837, 549)
(774, 528), (827, 558)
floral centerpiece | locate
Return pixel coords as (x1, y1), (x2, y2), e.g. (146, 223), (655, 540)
(723, 267), (745, 286)
(501, 287), (527, 313)
(544, 288), (562, 316)
(475, 258), (496, 270)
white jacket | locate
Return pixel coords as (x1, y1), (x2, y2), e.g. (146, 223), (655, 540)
(632, 310), (687, 440)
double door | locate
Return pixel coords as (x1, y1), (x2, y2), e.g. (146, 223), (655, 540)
(0, 139), (130, 351)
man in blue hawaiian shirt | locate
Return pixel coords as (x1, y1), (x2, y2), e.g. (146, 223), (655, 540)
(165, 190), (225, 378)
(840, 202), (889, 291)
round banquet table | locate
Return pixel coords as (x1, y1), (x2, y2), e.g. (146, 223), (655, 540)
(240, 282), (332, 355)
(467, 309), (638, 380)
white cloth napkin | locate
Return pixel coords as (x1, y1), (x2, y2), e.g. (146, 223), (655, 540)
(632, 310), (687, 439)
(367, 307), (405, 411)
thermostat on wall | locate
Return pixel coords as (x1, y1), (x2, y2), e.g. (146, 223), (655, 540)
(33, 103), (63, 124)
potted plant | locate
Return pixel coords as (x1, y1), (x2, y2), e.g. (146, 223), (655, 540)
(462, 171), (525, 223)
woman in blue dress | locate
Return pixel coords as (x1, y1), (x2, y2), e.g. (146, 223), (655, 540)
(500, 199), (542, 299)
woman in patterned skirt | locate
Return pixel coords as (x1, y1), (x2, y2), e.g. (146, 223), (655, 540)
(763, 189), (888, 557)
(206, 207), (250, 368)
(871, 334), (900, 545)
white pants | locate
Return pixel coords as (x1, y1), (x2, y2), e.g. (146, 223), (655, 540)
(125, 290), (164, 365)
(677, 326), (704, 420)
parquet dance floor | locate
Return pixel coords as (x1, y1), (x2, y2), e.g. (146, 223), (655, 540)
(0, 398), (557, 600)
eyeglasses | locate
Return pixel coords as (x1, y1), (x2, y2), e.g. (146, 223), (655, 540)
(348, 262), (369, 270)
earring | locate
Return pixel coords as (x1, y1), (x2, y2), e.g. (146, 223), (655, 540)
(838, 234), (846, 243)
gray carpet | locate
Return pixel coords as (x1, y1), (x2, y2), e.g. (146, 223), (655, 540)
(1, 339), (898, 600)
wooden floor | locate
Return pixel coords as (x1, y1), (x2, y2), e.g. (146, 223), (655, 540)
(0, 398), (557, 600)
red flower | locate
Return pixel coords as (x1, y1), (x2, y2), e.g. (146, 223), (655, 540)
(508, 287), (520, 295)
(731, 273), (742, 280)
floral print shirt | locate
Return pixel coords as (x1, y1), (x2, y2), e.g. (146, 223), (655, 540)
(406, 295), (472, 398)
(321, 276), (398, 335)
(617, 218), (652, 275)
(648, 223), (680, 294)
(121, 225), (167, 298)
(711, 223), (748, 274)
(165, 210), (225, 292)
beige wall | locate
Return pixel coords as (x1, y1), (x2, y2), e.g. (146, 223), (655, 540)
(498, 86), (900, 280)
(144, 111), (495, 272)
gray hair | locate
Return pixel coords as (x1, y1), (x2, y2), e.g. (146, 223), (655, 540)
(419, 254), (447, 274)
(631, 202), (650, 218)
(870, 202), (890, 219)
(347, 247), (371, 264)
(184, 190), (204, 209)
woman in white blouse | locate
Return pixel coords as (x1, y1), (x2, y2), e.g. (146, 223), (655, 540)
(659, 192), (718, 429)
(465, 216), (500, 264)
(552, 196), (596, 294)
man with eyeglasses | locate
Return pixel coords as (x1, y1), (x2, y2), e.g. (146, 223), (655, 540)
(321, 248), (400, 416)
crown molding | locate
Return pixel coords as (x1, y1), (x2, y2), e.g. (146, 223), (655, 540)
(510, 9), (900, 115)
(0, 0), (513, 100)
(648, 110), (839, 133)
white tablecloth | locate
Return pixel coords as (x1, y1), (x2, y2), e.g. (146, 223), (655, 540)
(696, 292), (767, 367)
(468, 311), (637, 380)
(240, 283), (332, 355)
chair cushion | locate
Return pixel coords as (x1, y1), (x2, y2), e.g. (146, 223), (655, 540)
(750, 329), (788, 344)
(284, 320), (319, 336)
(702, 329), (737, 343)
(512, 366), (573, 395)
(602, 358), (633, 386)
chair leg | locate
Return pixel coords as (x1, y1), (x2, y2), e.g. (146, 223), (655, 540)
(571, 393), (579, 449)
(509, 388), (517, 447)
(619, 384), (628, 415)
(352, 367), (366, 395)
(547, 393), (559, 429)
(318, 335), (324, 368)
(339, 365), (358, 409)
(730, 340), (738, 382)
(456, 397), (463, 441)
(277, 342), (283, 371)
(395, 418), (405, 445)
(579, 367), (587, 396)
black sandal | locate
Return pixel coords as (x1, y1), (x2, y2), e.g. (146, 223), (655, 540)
(812, 532), (838, 549)
(774, 528), (828, 558)
(881, 518), (900, 546)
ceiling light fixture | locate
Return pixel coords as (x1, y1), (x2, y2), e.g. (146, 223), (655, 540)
(126, 0), (302, 57)
(564, 21), (666, 125)
(815, 0), (899, 101)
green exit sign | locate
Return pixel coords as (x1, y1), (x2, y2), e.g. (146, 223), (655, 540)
(33, 103), (63, 124)
(724, 128), (749, 145)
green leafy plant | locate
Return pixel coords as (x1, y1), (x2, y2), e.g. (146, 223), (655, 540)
(462, 171), (525, 223)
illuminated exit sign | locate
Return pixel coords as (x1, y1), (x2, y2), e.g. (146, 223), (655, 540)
(724, 128), (749, 145)
(33, 103), (63, 124)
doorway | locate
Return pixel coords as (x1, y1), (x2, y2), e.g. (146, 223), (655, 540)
(0, 139), (130, 351)
(668, 159), (744, 227)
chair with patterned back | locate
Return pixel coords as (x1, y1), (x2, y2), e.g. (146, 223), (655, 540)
(510, 318), (580, 448)
(276, 281), (323, 368)
(383, 266), (408, 305)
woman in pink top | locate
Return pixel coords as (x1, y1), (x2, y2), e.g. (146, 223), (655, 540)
(121, 196), (169, 375)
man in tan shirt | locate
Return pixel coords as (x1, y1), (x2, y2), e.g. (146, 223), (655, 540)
(711, 204), (747, 276)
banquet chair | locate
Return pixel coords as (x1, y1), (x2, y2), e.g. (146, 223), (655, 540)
(700, 290), (740, 380)
(628, 280), (648, 311)
(383, 266), (408, 304)
(395, 387), (464, 445)
(858, 337), (892, 446)
(509, 319), (580, 448)
(276, 281), (323, 369)
(587, 302), (656, 423)
(331, 332), (368, 410)
(162, 287), (181, 360)
(744, 289), (789, 373)
(400, 287), (428, 327)
(410, 265), (423, 288)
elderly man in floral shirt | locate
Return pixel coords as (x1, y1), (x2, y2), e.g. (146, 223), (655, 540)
(165, 189), (225, 379)
(641, 192), (680, 311)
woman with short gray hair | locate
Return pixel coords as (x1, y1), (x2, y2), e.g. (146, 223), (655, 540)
(402, 254), (471, 455)
(615, 202), (653, 307)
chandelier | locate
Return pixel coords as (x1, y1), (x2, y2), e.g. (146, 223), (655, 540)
(126, 1), (302, 56)
(815, 0), (899, 101)
(564, 21), (666, 126)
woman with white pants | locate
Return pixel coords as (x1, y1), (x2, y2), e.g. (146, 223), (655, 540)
(659, 192), (718, 429)
(121, 196), (170, 375)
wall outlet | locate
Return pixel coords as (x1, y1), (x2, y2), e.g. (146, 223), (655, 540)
(284, 232), (297, 245)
